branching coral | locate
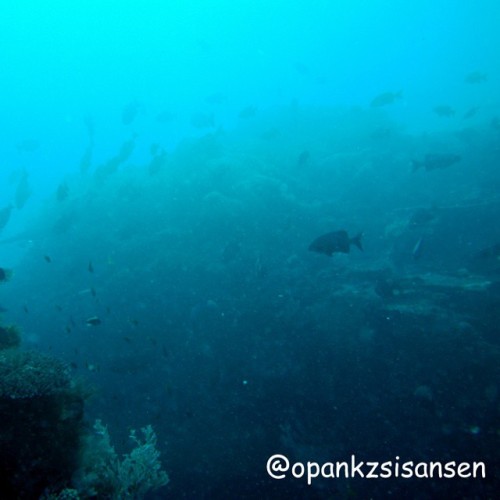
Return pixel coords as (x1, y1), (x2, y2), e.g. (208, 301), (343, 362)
(75, 420), (169, 499)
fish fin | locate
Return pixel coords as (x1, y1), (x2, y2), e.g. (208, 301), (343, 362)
(351, 233), (363, 251)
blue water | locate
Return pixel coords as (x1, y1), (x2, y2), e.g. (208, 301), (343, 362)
(1, 2), (499, 498)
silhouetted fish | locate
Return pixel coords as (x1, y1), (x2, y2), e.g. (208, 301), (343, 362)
(86, 316), (101, 326)
(309, 230), (363, 256)
(411, 154), (461, 172)
(0, 204), (13, 233)
(0, 267), (13, 282)
(408, 207), (437, 228)
(465, 71), (487, 84)
(371, 91), (402, 107)
(122, 100), (140, 125)
(433, 105), (455, 117)
(191, 112), (214, 129)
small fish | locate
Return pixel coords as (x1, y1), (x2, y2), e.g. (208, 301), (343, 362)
(17, 139), (40, 153)
(412, 236), (424, 260)
(56, 181), (69, 202)
(408, 207), (437, 228)
(85, 362), (100, 372)
(463, 107), (479, 119)
(129, 318), (139, 327)
(55, 305), (63, 312)
(23, 304), (29, 314)
(86, 316), (102, 326)
(297, 150), (310, 167)
(79, 144), (93, 174)
(156, 110), (175, 123)
(205, 92), (227, 105)
(88, 260), (94, 273)
(44, 255), (52, 263)
(90, 287), (97, 297)
(122, 100), (140, 125)
(191, 112), (214, 129)
(411, 153), (461, 172)
(371, 91), (402, 107)
(308, 230), (363, 256)
(238, 105), (257, 119)
(465, 71), (487, 84)
(433, 105), (455, 117)
(294, 62), (309, 75)
(65, 325), (72, 334)
(15, 170), (32, 210)
(0, 267), (13, 282)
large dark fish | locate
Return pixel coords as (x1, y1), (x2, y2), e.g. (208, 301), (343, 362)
(0, 267), (13, 282)
(371, 91), (402, 107)
(412, 153), (461, 172)
(0, 204), (13, 233)
(309, 230), (363, 256)
(433, 105), (455, 117)
(465, 71), (487, 84)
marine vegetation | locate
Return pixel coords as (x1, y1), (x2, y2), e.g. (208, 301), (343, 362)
(73, 419), (169, 499)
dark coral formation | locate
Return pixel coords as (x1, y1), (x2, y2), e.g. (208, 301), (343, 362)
(0, 349), (84, 498)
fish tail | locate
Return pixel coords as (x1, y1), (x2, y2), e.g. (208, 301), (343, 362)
(351, 233), (363, 251)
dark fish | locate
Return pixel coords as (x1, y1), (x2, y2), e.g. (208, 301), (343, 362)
(375, 278), (403, 299)
(260, 128), (280, 141)
(205, 92), (227, 105)
(122, 100), (140, 125)
(86, 316), (101, 326)
(238, 105), (257, 119)
(371, 91), (402, 107)
(433, 105), (455, 117)
(156, 110), (175, 123)
(15, 170), (32, 209)
(294, 62), (309, 75)
(44, 255), (51, 263)
(408, 207), (436, 228)
(308, 230), (363, 256)
(0, 204), (13, 233)
(468, 243), (500, 274)
(297, 150), (310, 167)
(17, 139), (40, 153)
(473, 244), (500, 264)
(191, 112), (214, 129)
(0, 305), (7, 313)
(56, 181), (69, 201)
(0, 267), (13, 282)
(411, 153), (461, 172)
(463, 107), (479, 119)
(90, 287), (97, 297)
(79, 144), (93, 174)
(88, 260), (94, 273)
(465, 71), (487, 84)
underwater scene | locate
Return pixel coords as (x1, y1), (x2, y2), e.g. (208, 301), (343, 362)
(0, 1), (499, 498)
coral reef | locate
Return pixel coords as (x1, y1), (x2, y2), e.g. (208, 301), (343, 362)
(0, 349), (84, 498)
